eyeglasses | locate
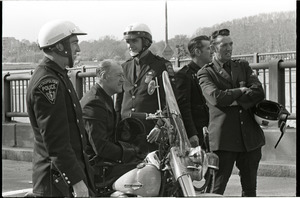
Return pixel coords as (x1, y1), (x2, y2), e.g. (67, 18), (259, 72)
(211, 29), (230, 40)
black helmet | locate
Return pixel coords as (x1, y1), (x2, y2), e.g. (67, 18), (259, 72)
(253, 100), (290, 128)
(116, 117), (146, 143)
(116, 118), (148, 155)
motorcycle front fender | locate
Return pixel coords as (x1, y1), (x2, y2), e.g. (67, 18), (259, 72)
(178, 174), (196, 196)
(169, 147), (196, 196)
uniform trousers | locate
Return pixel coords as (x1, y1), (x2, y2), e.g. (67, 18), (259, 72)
(213, 147), (262, 196)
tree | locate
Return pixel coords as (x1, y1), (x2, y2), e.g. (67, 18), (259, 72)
(2, 11), (296, 63)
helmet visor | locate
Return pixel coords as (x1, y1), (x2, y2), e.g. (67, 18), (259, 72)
(123, 32), (140, 40)
(123, 31), (151, 41)
(70, 26), (87, 35)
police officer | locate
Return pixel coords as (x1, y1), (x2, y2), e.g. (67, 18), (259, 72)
(115, 22), (176, 152)
(175, 35), (211, 148)
(26, 19), (95, 197)
(197, 29), (265, 196)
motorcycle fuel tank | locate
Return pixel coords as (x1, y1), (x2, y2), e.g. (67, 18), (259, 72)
(112, 163), (161, 197)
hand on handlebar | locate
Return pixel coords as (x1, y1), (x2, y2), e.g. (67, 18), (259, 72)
(147, 126), (161, 143)
(189, 135), (199, 147)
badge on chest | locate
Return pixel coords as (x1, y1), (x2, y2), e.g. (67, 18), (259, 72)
(145, 70), (156, 84)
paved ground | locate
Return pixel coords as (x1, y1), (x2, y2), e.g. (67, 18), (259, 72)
(2, 159), (296, 197)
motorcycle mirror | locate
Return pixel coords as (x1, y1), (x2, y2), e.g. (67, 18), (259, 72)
(147, 80), (156, 95)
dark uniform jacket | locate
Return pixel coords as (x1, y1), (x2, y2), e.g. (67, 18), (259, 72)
(197, 59), (265, 152)
(80, 83), (143, 190)
(115, 51), (175, 133)
(175, 61), (209, 143)
(80, 83), (123, 163)
(115, 51), (176, 152)
(26, 57), (95, 197)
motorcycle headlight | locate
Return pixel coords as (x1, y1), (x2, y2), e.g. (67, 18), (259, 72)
(206, 152), (219, 170)
(188, 146), (205, 165)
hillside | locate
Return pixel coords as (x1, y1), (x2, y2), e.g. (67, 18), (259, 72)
(2, 11), (296, 64)
(193, 11), (296, 55)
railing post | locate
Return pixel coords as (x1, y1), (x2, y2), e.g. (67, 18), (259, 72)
(253, 52), (259, 63)
(268, 59), (285, 105)
(81, 65), (86, 73)
(175, 57), (180, 68)
(2, 73), (12, 122)
(69, 70), (83, 100)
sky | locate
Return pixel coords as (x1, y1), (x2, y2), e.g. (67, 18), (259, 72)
(2, 0), (296, 43)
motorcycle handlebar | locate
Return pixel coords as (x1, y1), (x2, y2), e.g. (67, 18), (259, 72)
(130, 112), (148, 120)
(203, 127), (210, 153)
(130, 112), (161, 120)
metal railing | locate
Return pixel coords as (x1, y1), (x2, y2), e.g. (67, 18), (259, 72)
(171, 51), (296, 68)
(2, 57), (296, 123)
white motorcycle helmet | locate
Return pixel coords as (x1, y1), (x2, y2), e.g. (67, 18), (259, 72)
(123, 23), (152, 57)
(37, 19), (86, 67)
(253, 100), (290, 128)
(123, 22), (152, 42)
(38, 19), (87, 49)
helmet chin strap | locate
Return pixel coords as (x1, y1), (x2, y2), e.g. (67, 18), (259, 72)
(130, 38), (151, 58)
(51, 37), (74, 68)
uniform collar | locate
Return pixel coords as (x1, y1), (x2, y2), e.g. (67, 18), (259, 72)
(134, 49), (150, 66)
(213, 56), (231, 68)
(188, 61), (202, 72)
(213, 57), (224, 68)
(95, 83), (113, 102)
(42, 57), (68, 76)
(211, 57), (232, 82)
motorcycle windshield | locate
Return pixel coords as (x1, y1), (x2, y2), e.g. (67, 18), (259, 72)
(162, 71), (191, 155)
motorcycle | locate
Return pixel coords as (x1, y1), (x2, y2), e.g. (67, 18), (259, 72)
(98, 71), (219, 197)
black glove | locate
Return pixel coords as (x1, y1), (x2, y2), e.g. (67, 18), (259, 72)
(118, 141), (141, 163)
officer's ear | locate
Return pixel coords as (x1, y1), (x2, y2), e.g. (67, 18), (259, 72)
(55, 43), (64, 52)
(195, 48), (202, 56)
(96, 71), (107, 81)
(103, 73), (109, 80)
(101, 72), (111, 81)
(210, 44), (217, 53)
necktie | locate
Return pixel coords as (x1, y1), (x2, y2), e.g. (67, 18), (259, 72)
(134, 59), (141, 80)
(223, 62), (231, 76)
(135, 65), (141, 79)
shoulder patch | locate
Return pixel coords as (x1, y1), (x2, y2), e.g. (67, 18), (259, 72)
(37, 78), (59, 104)
(165, 62), (175, 77)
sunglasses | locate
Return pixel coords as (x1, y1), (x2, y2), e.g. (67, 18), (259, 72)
(211, 29), (230, 39)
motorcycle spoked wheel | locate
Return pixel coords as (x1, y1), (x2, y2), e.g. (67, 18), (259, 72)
(194, 168), (216, 193)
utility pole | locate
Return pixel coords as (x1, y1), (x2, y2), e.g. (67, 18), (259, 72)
(165, 0), (168, 44)
(162, 0), (174, 60)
